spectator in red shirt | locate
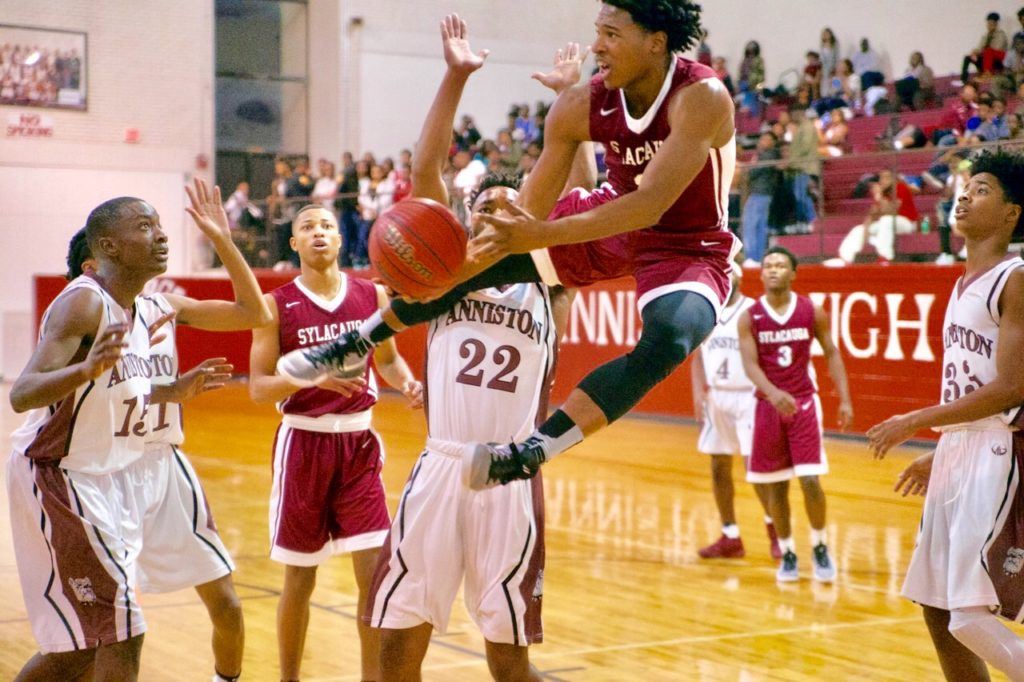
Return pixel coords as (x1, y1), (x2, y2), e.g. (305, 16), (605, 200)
(804, 51), (823, 100)
(933, 83), (980, 146)
(832, 170), (920, 264)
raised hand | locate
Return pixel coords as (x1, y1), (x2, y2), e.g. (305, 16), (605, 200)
(441, 13), (489, 75)
(83, 323), (129, 380)
(185, 177), (232, 243)
(172, 357), (233, 402)
(532, 42), (590, 94)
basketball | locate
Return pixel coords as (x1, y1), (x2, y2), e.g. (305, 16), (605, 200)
(368, 197), (468, 299)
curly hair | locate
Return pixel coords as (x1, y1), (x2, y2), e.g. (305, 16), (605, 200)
(970, 148), (1024, 238)
(66, 226), (92, 281)
(468, 171), (522, 209)
(602, 0), (703, 53)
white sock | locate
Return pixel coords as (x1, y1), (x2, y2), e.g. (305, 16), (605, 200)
(949, 607), (1024, 681)
(722, 524), (740, 539)
(778, 536), (796, 554)
(531, 425), (583, 461)
(810, 528), (827, 547)
(764, 515), (774, 525)
(357, 310), (385, 343)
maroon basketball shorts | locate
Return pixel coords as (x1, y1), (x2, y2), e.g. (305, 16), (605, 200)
(532, 184), (736, 317)
(269, 411), (391, 566)
(746, 394), (828, 483)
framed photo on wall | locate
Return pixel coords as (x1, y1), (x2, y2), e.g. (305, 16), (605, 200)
(0, 25), (87, 110)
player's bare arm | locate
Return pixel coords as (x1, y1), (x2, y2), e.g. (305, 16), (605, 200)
(813, 304), (854, 429)
(737, 310), (797, 417)
(9, 289), (125, 413)
(550, 286), (578, 341)
(868, 270), (1024, 457)
(162, 178), (272, 332)
(371, 285), (423, 406)
(894, 450), (934, 497)
(152, 357), (234, 404)
(471, 79), (734, 258)
(411, 13), (489, 206)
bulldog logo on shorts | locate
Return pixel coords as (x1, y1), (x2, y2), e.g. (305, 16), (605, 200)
(533, 569), (544, 599)
(992, 444), (1008, 457)
(1004, 547), (1024, 576)
(68, 577), (97, 604)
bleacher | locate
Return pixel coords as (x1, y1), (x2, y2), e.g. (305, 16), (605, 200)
(741, 73), (981, 262)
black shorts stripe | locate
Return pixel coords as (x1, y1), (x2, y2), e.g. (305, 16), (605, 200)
(375, 453), (427, 627)
(67, 475), (135, 637)
(171, 446), (232, 573)
(63, 381), (95, 457)
(981, 447), (1018, 572)
(501, 521), (534, 646)
(30, 461), (81, 649)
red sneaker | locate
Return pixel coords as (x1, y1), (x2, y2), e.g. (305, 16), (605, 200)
(765, 522), (783, 560)
(698, 535), (745, 559)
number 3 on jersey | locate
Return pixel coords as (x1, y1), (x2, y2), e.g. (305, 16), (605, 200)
(777, 345), (793, 368)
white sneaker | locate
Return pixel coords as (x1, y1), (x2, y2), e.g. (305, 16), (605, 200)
(822, 257), (847, 268)
(777, 550), (799, 582)
(935, 253), (955, 265)
(275, 331), (371, 385)
(957, 246), (968, 259)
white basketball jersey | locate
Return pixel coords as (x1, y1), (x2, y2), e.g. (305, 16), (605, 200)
(10, 276), (153, 473)
(425, 284), (556, 444)
(937, 255), (1024, 432)
(136, 293), (184, 446)
(700, 295), (755, 391)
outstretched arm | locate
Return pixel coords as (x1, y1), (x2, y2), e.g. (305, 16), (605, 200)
(411, 14), (489, 206)
(369, 286), (423, 407)
(813, 304), (853, 429)
(471, 78), (734, 259)
(868, 270), (1024, 457)
(163, 178), (272, 331)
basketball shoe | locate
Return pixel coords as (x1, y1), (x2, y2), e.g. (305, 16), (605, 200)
(462, 437), (546, 490)
(776, 550), (799, 582)
(276, 330), (373, 385)
(765, 521), (783, 560)
(698, 535), (745, 559)
(812, 543), (836, 583)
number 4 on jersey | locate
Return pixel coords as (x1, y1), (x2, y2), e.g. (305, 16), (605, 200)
(715, 358), (729, 381)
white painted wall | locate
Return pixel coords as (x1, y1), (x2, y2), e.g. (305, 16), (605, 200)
(0, 0), (214, 379)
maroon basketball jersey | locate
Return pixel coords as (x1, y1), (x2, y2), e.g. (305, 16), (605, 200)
(749, 294), (818, 398)
(589, 55), (734, 261)
(272, 275), (379, 416)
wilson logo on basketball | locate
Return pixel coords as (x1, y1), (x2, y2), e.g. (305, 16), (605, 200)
(381, 224), (434, 281)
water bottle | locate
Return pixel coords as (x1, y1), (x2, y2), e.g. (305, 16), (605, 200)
(921, 216), (931, 234)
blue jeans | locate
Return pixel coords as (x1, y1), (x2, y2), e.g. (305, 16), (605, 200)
(793, 173), (817, 223)
(340, 208), (361, 265)
(741, 193), (772, 261)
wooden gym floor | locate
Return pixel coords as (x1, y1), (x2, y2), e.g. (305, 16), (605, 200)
(0, 383), (1016, 681)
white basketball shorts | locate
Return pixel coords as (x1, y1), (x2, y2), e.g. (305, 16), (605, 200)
(697, 388), (755, 457)
(902, 429), (1018, 612)
(364, 438), (544, 646)
(131, 444), (234, 593)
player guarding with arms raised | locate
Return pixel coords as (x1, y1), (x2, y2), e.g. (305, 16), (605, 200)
(869, 150), (1024, 682)
(279, 0), (740, 491)
(737, 247), (853, 583)
(691, 252), (779, 560)
(363, 17), (579, 680)
(249, 204), (421, 682)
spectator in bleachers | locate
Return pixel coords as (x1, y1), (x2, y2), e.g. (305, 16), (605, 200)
(787, 106), (820, 230)
(737, 41), (764, 113)
(311, 159), (338, 211)
(496, 128), (524, 169)
(825, 58), (861, 112)
(1015, 6), (1024, 44)
(819, 28), (840, 96)
(454, 114), (481, 151)
(894, 51), (935, 111)
(961, 11), (1009, 84)
(712, 56), (735, 95)
(740, 131), (781, 264)
(993, 34), (1024, 99)
(224, 182), (256, 230)
(515, 104), (539, 144)
(851, 38), (884, 89)
(832, 169), (920, 265)
(816, 105), (849, 157)
(967, 94), (1011, 142)
(803, 51), (823, 101)
(696, 29), (712, 67)
(934, 151), (972, 264)
(932, 83), (979, 146)
(335, 152), (361, 267)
